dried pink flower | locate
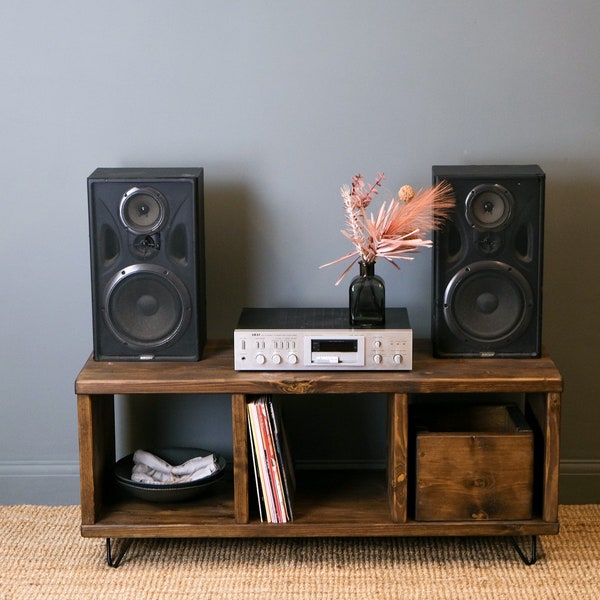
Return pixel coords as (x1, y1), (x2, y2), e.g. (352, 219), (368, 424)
(321, 173), (454, 285)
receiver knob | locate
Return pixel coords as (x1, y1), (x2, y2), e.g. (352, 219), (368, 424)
(288, 354), (299, 365)
(256, 354), (266, 365)
(272, 354), (282, 365)
(393, 354), (403, 364)
(373, 354), (383, 364)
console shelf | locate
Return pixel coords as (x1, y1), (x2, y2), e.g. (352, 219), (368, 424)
(76, 340), (562, 553)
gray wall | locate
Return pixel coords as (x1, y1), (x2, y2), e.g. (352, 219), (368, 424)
(1, 1), (598, 504)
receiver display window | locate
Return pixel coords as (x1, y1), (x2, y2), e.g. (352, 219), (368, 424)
(311, 339), (358, 353)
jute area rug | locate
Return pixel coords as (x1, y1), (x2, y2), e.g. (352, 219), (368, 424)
(1, 505), (598, 600)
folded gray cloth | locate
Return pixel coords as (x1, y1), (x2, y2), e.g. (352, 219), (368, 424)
(131, 449), (219, 485)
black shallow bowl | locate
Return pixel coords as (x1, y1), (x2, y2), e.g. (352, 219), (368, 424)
(114, 447), (226, 503)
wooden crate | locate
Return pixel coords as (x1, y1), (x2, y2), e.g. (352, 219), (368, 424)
(413, 404), (533, 521)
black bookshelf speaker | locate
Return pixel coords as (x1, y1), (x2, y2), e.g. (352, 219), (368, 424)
(431, 165), (545, 357)
(88, 168), (206, 361)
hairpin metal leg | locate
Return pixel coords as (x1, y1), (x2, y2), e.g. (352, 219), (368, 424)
(510, 535), (537, 565)
(106, 538), (133, 568)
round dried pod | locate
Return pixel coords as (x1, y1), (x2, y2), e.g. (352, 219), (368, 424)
(398, 185), (415, 202)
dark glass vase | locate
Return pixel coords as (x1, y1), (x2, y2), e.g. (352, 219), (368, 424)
(349, 261), (385, 327)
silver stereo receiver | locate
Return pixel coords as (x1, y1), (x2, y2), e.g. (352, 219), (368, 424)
(234, 308), (412, 371)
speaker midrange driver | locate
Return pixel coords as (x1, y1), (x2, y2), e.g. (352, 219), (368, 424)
(465, 183), (513, 230)
(120, 186), (168, 234)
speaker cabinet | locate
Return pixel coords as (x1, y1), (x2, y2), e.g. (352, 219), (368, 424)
(432, 165), (545, 357)
(88, 168), (206, 361)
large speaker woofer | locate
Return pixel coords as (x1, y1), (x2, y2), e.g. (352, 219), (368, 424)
(443, 261), (533, 344)
(88, 167), (205, 361)
(432, 165), (545, 358)
(103, 264), (192, 349)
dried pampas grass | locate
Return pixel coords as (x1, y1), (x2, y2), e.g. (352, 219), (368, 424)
(321, 173), (454, 285)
